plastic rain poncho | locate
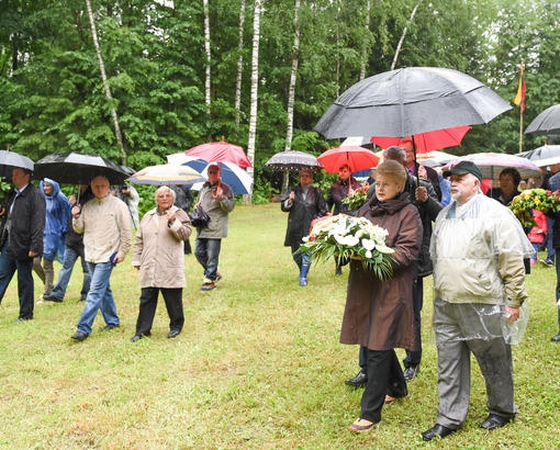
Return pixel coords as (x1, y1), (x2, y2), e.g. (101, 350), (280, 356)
(430, 193), (534, 344)
(40, 178), (71, 262)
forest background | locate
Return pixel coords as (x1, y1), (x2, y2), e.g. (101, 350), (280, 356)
(1, 0), (559, 206)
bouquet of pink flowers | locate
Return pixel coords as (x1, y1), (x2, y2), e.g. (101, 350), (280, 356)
(301, 214), (394, 279)
(510, 188), (560, 227)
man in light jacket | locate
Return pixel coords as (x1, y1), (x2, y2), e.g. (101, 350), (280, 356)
(421, 161), (534, 441)
(194, 163), (234, 292)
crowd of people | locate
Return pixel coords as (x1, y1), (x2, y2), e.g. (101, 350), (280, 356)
(0, 144), (558, 439)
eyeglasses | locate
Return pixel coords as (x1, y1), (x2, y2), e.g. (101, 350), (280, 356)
(208, 171), (219, 174)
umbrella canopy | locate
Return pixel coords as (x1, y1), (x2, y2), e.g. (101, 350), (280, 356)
(185, 141), (252, 169)
(317, 146), (380, 173)
(0, 149), (35, 178)
(263, 150), (323, 171)
(172, 155), (252, 194)
(525, 104), (560, 136)
(416, 150), (456, 167)
(518, 144), (560, 166)
(314, 66), (511, 139)
(34, 152), (129, 185)
(127, 164), (206, 186)
(443, 153), (542, 181)
(370, 126), (471, 154)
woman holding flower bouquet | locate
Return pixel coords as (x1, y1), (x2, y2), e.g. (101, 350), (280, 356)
(340, 160), (422, 433)
(281, 168), (328, 286)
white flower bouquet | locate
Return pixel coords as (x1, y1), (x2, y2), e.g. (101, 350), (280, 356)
(301, 214), (395, 280)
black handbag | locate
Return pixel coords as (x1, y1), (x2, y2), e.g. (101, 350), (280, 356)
(190, 204), (210, 228)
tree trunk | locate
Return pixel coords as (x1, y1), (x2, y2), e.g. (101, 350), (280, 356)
(203, 0), (211, 113)
(281, 0), (300, 194)
(234, 0), (247, 126)
(359, 0), (371, 80)
(391, 0), (423, 70)
(245, 0), (264, 202)
(85, 0), (126, 164)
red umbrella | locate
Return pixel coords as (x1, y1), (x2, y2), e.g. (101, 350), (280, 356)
(185, 141), (252, 168)
(369, 125), (471, 154)
(317, 146), (380, 174)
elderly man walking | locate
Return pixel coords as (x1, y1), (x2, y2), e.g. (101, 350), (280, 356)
(70, 175), (132, 341)
(421, 161), (534, 441)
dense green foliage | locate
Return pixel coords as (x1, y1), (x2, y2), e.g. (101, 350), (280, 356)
(1, 0), (560, 196)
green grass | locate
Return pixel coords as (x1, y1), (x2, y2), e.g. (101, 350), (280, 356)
(0, 203), (559, 449)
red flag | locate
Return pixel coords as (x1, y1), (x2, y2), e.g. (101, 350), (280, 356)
(513, 63), (526, 112)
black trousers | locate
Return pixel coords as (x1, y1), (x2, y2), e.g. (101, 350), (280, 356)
(135, 287), (184, 336)
(360, 349), (407, 423)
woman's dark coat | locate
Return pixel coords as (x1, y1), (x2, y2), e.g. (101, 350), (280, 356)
(282, 185), (328, 247)
(340, 193), (422, 351)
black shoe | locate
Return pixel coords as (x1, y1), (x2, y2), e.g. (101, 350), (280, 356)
(130, 335), (142, 343)
(421, 424), (455, 441)
(43, 294), (63, 303)
(479, 414), (512, 430)
(71, 331), (88, 341)
(541, 259), (554, 267)
(345, 370), (368, 387)
(168, 329), (181, 339)
(335, 267), (342, 276)
(551, 333), (560, 342)
(101, 324), (119, 331)
(403, 365), (420, 381)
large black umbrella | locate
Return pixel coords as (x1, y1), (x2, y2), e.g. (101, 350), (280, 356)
(314, 66), (512, 139)
(34, 152), (129, 185)
(0, 149), (34, 178)
(525, 104), (560, 136)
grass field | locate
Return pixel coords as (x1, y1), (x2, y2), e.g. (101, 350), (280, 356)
(0, 203), (559, 449)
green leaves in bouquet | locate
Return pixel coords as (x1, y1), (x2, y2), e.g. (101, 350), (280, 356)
(300, 214), (394, 280)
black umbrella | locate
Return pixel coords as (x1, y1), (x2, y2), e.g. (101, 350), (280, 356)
(314, 66), (512, 139)
(0, 149), (34, 178)
(525, 104), (560, 136)
(33, 152), (128, 185)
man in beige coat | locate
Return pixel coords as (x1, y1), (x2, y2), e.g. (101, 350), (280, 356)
(131, 186), (191, 341)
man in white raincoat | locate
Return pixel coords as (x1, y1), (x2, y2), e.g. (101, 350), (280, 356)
(421, 161), (534, 441)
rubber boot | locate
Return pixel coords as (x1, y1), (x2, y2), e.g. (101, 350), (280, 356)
(299, 264), (310, 287)
(43, 259), (54, 295)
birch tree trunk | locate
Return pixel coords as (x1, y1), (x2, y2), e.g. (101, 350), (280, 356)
(85, 0), (126, 164)
(203, 0), (211, 113)
(391, 0), (423, 70)
(282, 0), (301, 194)
(234, 0), (247, 126)
(245, 0), (264, 202)
(359, 0), (371, 80)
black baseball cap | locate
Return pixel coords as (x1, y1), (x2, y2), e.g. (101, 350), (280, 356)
(443, 160), (483, 181)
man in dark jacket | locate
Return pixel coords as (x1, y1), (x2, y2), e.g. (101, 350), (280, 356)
(0, 168), (46, 321)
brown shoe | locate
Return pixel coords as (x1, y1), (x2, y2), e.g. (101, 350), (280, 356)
(348, 419), (376, 433)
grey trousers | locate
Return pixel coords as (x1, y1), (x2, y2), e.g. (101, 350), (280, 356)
(433, 298), (517, 429)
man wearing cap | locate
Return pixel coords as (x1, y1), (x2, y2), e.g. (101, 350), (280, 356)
(421, 161), (534, 441)
(193, 163), (234, 292)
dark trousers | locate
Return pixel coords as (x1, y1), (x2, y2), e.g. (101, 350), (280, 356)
(0, 242), (34, 320)
(556, 251), (560, 328)
(403, 276), (423, 368)
(360, 349), (407, 423)
(135, 287), (184, 336)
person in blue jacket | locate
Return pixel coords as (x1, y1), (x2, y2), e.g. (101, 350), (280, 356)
(34, 178), (70, 298)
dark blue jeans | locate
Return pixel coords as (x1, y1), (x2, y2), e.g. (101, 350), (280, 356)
(194, 238), (222, 281)
(50, 245), (91, 301)
(0, 242), (34, 320)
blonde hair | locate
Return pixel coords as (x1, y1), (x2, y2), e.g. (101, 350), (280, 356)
(375, 160), (407, 188)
